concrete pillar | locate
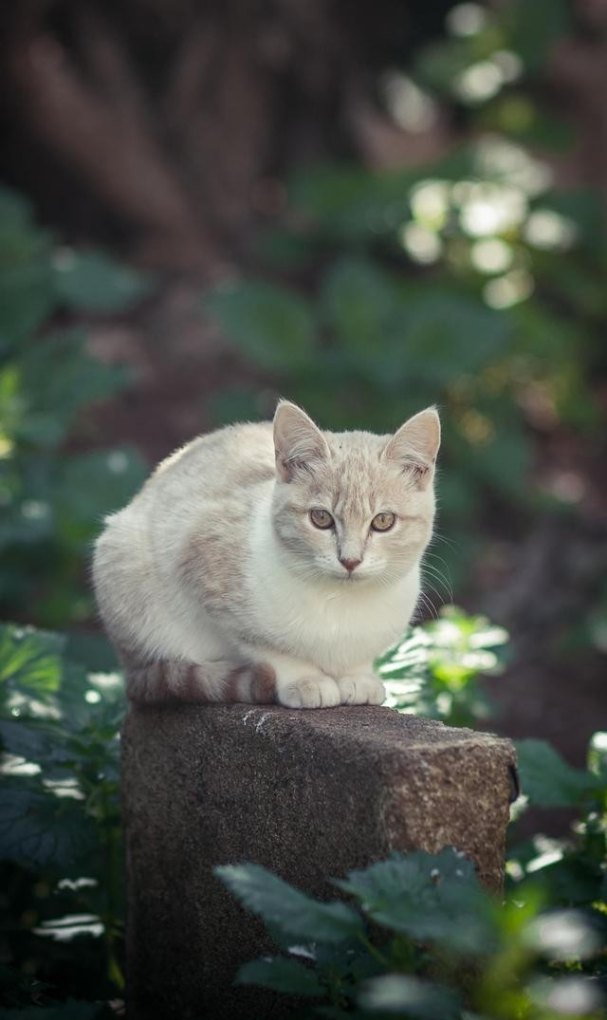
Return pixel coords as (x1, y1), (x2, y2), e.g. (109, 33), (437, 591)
(122, 704), (516, 1020)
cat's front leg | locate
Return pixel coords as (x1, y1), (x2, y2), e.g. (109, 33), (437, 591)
(335, 665), (386, 706)
(246, 648), (341, 709)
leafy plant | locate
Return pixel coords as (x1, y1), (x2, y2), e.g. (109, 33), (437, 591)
(0, 186), (150, 628)
(217, 843), (605, 1019)
(509, 733), (607, 924)
(0, 623), (124, 1010)
(377, 605), (509, 727)
(217, 627), (607, 1019)
(2, 612), (606, 1015)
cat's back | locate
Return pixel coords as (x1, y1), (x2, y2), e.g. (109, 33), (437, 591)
(143, 420), (275, 506)
(94, 420), (276, 611)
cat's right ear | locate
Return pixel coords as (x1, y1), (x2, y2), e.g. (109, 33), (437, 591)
(273, 401), (329, 482)
(381, 406), (441, 489)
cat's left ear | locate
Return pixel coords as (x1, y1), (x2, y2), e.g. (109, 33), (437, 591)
(273, 400), (330, 482)
(381, 407), (441, 489)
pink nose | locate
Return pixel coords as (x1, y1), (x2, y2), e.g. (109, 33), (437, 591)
(340, 557), (362, 573)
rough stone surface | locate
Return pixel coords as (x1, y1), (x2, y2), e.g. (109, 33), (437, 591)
(122, 704), (517, 1020)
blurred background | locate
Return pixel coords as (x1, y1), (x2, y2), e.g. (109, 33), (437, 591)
(1, 0), (606, 767)
(2, 2), (607, 1012)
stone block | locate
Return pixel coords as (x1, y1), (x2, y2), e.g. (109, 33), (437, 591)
(122, 704), (517, 1020)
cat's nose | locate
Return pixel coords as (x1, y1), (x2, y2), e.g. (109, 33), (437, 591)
(340, 557), (362, 573)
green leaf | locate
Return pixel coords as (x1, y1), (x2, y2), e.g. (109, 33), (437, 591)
(461, 421), (530, 499)
(0, 782), (97, 871)
(236, 957), (324, 997)
(15, 330), (130, 448)
(56, 447), (147, 538)
(401, 292), (512, 385)
(0, 624), (64, 701)
(215, 863), (364, 943)
(0, 187), (55, 347)
(0, 259), (55, 347)
(359, 974), (461, 1018)
(504, 0), (570, 74)
(53, 249), (152, 313)
(0, 717), (71, 767)
(378, 607), (507, 726)
(57, 660), (125, 737)
(516, 740), (605, 808)
(206, 281), (315, 371)
(336, 849), (494, 954)
(0, 185), (36, 232)
(320, 258), (403, 361)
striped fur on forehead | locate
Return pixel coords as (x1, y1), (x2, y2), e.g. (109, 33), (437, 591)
(293, 429), (421, 522)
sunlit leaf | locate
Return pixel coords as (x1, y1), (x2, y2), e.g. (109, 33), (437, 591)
(359, 974), (461, 1018)
(0, 624), (64, 701)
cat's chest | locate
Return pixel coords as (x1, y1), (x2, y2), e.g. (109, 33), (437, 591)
(250, 569), (418, 674)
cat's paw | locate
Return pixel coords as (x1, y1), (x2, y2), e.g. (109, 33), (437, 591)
(336, 675), (385, 706)
(277, 675), (341, 709)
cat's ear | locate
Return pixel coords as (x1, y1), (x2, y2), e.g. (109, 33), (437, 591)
(273, 401), (329, 482)
(381, 407), (440, 489)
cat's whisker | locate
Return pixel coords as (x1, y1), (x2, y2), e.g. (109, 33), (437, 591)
(420, 576), (444, 609)
(415, 589), (439, 622)
(421, 563), (453, 604)
(424, 548), (453, 574)
(430, 531), (461, 553)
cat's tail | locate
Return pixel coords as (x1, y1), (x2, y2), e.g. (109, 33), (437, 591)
(119, 648), (277, 705)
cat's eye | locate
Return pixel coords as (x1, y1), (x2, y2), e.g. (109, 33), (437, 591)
(371, 512), (396, 532)
(310, 508), (334, 529)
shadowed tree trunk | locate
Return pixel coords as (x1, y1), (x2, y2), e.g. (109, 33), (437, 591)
(1, 1), (605, 273)
(2, 0), (450, 274)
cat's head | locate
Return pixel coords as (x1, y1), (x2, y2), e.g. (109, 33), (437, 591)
(272, 401), (440, 584)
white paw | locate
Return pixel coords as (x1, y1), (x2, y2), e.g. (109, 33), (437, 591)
(336, 675), (385, 706)
(278, 675), (341, 709)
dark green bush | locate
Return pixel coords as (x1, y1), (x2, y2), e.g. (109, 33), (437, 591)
(0, 187), (149, 629)
(0, 623), (124, 1014)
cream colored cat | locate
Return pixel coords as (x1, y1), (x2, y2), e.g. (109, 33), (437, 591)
(92, 401), (440, 709)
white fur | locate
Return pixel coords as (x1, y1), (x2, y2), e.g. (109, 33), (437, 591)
(93, 404), (439, 708)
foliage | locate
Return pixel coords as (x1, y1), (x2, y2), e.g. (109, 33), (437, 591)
(206, 0), (605, 585)
(217, 837), (606, 1019)
(377, 605), (508, 727)
(509, 733), (607, 922)
(0, 624), (124, 1010)
(0, 186), (149, 628)
(2, 610), (605, 1015)
(218, 738), (607, 1019)
(217, 614), (607, 1018)
(216, 624), (603, 1015)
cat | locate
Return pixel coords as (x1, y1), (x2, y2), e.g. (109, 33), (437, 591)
(92, 400), (440, 709)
